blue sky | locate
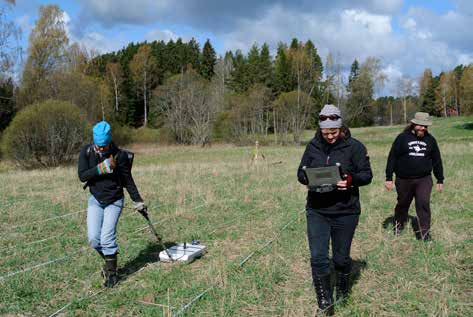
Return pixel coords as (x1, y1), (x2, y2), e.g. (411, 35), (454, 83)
(7, 0), (473, 95)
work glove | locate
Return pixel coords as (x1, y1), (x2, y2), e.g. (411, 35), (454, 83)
(343, 174), (353, 187)
(134, 201), (147, 213)
(97, 156), (116, 175)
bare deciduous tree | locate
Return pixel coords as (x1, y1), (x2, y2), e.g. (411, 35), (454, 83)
(272, 90), (314, 144)
(155, 68), (217, 145)
(0, 1), (21, 78)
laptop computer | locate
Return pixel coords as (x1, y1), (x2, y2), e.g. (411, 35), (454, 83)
(303, 165), (342, 192)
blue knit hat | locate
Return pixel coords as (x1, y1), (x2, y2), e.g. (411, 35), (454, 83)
(92, 121), (111, 146)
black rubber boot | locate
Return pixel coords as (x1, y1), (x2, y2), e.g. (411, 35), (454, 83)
(103, 254), (118, 288)
(96, 249), (105, 260)
(335, 271), (350, 302)
(313, 273), (334, 316)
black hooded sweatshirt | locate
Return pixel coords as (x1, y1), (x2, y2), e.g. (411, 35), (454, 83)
(385, 130), (444, 183)
(78, 142), (143, 205)
(297, 128), (373, 214)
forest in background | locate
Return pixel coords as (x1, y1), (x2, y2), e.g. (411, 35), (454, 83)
(1, 4), (473, 149)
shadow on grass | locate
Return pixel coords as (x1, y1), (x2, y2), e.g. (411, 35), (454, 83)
(349, 259), (367, 292)
(328, 259), (367, 294)
(454, 122), (473, 130)
(382, 215), (422, 240)
(118, 240), (176, 283)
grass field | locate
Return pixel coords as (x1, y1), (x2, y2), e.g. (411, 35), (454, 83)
(0, 117), (472, 316)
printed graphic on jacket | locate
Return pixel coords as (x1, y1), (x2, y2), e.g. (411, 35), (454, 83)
(408, 140), (427, 157)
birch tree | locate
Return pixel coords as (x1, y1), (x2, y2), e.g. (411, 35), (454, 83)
(19, 4), (69, 107)
(130, 44), (157, 127)
(397, 76), (415, 123)
(106, 62), (124, 112)
(435, 71), (454, 117)
(460, 65), (473, 115)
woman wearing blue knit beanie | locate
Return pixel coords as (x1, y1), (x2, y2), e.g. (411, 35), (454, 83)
(297, 105), (373, 315)
(78, 121), (147, 288)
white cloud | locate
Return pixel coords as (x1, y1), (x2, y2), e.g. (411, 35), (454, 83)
(71, 32), (128, 54)
(71, 0), (472, 96)
(458, 54), (473, 66)
(145, 29), (183, 42)
(342, 9), (392, 35)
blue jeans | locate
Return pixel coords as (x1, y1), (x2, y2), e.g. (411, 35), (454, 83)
(87, 195), (123, 256)
(306, 208), (359, 276)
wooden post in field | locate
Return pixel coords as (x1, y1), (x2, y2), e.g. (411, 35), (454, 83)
(251, 140), (265, 166)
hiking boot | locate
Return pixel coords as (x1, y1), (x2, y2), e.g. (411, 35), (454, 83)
(313, 273), (334, 316)
(103, 254), (118, 288)
(335, 271), (350, 302)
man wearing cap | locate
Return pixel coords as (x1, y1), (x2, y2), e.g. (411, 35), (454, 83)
(298, 105), (373, 315)
(385, 112), (444, 241)
(78, 121), (147, 287)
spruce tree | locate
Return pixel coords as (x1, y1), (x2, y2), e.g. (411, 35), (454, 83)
(274, 42), (292, 94)
(200, 39), (216, 81)
(228, 49), (249, 93)
(258, 43), (272, 86)
(247, 44), (260, 87)
(348, 59), (360, 87)
(186, 38), (200, 71)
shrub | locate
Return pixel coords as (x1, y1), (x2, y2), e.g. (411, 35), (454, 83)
(1, 99), (89, 168)
(132, 127), (161, 144)
(110, 123), (133, 146)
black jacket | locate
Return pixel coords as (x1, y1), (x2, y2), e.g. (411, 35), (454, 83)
(385, 130), (444, 183)
(297, 128), (373, 214)
(78, 142), (143, 205)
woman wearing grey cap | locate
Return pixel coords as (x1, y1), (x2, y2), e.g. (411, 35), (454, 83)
(297, 105), (373, 315)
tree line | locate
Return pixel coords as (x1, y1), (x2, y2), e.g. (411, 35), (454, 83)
(1, 4), (473, 148)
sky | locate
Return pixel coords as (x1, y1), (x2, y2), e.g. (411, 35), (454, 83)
(7, 0), (473, 96)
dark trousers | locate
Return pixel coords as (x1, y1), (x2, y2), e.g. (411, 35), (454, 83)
(394, 175), (433, 236)
(306, 208), (359, 276)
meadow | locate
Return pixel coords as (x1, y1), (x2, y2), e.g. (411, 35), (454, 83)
(0, 117), (472, 316)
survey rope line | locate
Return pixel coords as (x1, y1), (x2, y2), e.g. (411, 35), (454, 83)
(0, 246), (89, 282)
(0, 196), (206, 253)
(1, 195), (206, 235)
(46, 258), (151, 317)
(171, 210), (303, 317)
(48, 287), (106, 317)
(40, 199), (212, 315)
(43, 198), (252, 315)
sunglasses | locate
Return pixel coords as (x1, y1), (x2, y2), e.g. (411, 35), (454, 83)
(319, 114), (340, 121)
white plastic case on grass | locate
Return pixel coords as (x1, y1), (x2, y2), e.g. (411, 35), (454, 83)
(159, 243), (207, 262)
